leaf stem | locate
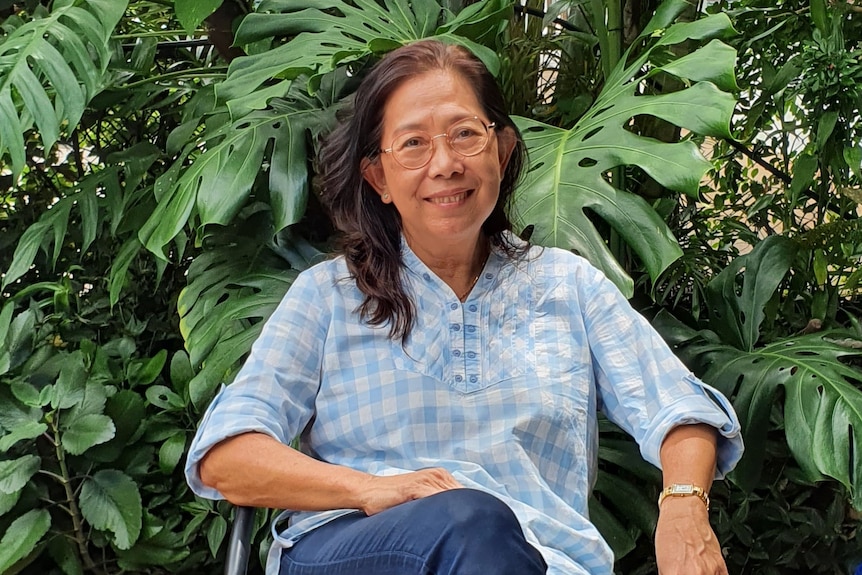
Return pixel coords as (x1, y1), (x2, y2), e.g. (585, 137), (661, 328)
(51, 415), (103, 575)
(118, 68), (228, 90)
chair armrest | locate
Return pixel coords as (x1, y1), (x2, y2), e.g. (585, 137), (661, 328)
(224, 506), (256, 575)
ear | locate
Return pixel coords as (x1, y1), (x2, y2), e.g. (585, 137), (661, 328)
(495, 126), (518, 173)
(360, 157), (390, 202)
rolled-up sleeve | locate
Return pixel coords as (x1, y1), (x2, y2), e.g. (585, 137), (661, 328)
(184, 269), (330, 499)
(576, 261), (743, 478)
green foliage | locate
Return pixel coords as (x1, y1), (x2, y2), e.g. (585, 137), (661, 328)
(0, 0), (128, 178)
(654, 234), (862, 510)
(513, 10), (737, 295)
(174, 0), (222, 34)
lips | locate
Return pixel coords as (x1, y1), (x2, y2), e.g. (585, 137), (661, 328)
(427, 190), (471, 204)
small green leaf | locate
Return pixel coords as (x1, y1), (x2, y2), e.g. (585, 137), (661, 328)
(844, 146), (862, 182)
(146, 385), (183, 411)
(47, 535), (84, 575)
(0, 388), (43, 431)
(206, 515), (227, 558)
(10, 380), (42, 407)
(158, 433), (186, 475)
(169, 351), (194, 401)
(816, 111), (838, 152)
(0, 455), (40, 494)
(79, 470), (142, 550)
(0, 421), (48, 452)
(813, 249), (828, 286)
(52, 353), (88, 410)
(128, 349), (167, 387)
(0, 509), (51, 573)
(810, 0), (829, 34)
(0, 487), (22, 516)
(788, 154), (818, 206)
(61, 414), (115, 455)
(66, 382), (107, 420)
(109, 238), (142, 309)
(174, 0), (223, 34)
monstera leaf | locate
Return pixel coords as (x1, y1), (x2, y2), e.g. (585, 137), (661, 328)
(0, 0), (128, 177)
(658, 311), (862, 511)
(179, 228), (324, 408)
(139, 77), (340, 259)
(653, 234), (862, 510)
(705, 235), (798, 351)
(219, 0), (511, 106)
(513, 6), (738, 296)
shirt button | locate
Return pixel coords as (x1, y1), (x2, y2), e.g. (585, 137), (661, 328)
(451, 324), (461, 331)
(422, 273), (431, 281)
(468, 304), (477, 312)
(455, 375), (463, 382)
(466, 325), (476, 333)
(484, 273), (493, 280)
(450, 303), (458, 310)
(453, 350), (461, 357)
(469, 375), (478, 383)
(467, 351), (476, 359)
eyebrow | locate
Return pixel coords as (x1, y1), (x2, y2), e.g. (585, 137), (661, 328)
(389, 114), (480, 135)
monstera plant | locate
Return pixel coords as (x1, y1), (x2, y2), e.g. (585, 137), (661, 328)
(654, 235), (862, 510)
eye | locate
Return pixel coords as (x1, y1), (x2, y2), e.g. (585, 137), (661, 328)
(397, 134), (429, 150)
(451, 125), (481, 141)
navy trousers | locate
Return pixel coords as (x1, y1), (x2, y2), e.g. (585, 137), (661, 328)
(279, 488), (548, 575)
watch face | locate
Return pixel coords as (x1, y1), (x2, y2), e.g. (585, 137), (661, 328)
(670, 485), (695, 495)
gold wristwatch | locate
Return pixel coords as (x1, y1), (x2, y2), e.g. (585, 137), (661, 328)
(658, 484), (710, 510)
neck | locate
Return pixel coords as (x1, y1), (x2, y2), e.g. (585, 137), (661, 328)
(406, 234), (490, 299)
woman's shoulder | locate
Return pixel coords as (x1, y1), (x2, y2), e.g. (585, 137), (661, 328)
(291, 254), (361, 299)
(520, 243), (600, 279)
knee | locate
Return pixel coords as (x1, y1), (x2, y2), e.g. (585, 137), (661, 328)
(433, 488), (522, 536)
(425, 489), (547, 574)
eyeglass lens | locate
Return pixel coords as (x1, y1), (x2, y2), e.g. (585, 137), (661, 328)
(390, 117), (491, 169)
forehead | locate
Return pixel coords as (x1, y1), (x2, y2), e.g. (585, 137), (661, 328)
(381, 69), (484, 133)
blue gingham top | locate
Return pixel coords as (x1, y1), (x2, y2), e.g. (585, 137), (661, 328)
(186, 236), (743, 574)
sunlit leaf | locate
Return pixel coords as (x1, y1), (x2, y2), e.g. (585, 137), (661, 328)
(513, 13), (736, 295)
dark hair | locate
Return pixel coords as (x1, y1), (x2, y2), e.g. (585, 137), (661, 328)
(319, 39), (527, 342)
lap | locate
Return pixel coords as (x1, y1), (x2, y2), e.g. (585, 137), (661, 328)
(280, 488), (547, 575)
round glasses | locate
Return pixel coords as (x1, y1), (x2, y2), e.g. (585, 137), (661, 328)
(380, 116), (496, 170)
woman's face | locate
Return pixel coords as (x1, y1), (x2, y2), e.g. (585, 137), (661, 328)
(362, 69), (515, 254)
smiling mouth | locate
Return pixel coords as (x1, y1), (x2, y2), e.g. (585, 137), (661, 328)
(428, 191), (470, 205)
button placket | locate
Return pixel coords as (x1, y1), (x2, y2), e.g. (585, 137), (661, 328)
(448, 299), (466, 390)
(462, 299), (482, 392)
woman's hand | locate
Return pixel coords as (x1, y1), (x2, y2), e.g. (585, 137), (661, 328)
(655, 497), (727, 575)
(359, 467), (463, 515)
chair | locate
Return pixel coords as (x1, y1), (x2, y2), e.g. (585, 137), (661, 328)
(225, 506), (256, 575)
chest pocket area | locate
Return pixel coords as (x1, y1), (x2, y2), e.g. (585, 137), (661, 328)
(482, 279), (534, 391)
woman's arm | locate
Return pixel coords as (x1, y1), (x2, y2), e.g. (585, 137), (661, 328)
(199, 431), (462, 515)
(655, 424), (727, 575)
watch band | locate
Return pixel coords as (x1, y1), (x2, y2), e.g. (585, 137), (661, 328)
(658, 483), (710, 510)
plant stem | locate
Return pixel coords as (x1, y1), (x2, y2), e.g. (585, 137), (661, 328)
(51, 415), (102, 575)
(118, 68), (228, 89)
(112, 30), (206, 40)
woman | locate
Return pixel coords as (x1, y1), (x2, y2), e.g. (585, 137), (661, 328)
(186, 39), (743, 575)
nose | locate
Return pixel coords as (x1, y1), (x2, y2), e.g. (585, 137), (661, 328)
(427, 133), (464, 177)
